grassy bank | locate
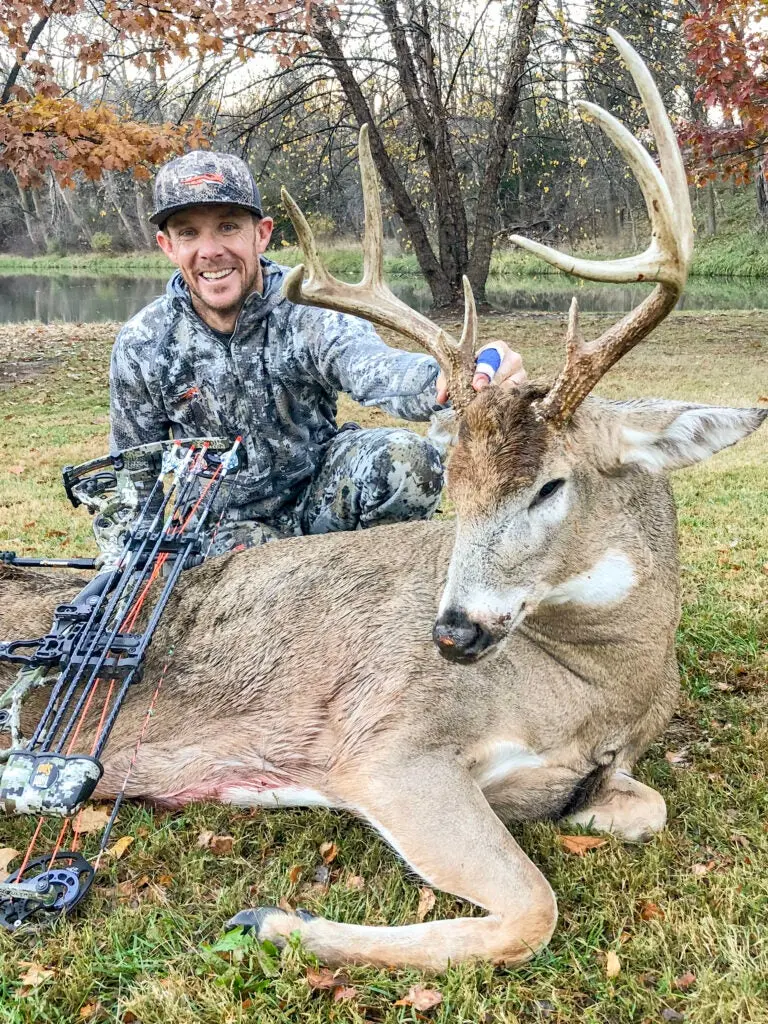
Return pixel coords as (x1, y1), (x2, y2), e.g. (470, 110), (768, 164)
(2, 228), (767, 281)
(0, 314), (767, 1023)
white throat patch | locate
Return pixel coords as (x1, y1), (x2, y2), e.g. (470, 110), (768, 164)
(543, 548), (636, 607)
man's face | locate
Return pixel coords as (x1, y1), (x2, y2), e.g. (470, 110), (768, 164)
(156, 205), (274, 326)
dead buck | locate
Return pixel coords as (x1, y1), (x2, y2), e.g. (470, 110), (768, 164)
(2, 31), (766, 970)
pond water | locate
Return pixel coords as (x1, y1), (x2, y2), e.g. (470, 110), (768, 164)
(1, 270), (768, 323)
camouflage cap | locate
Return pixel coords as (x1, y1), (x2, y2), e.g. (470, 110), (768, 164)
(150, 150), (263, 226)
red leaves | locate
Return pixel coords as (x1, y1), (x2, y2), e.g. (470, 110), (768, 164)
(682, 0), (768, 184)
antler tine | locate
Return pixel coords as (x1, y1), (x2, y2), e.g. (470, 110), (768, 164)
(509, 30), (693, 427)
(282, 124), (477, 411)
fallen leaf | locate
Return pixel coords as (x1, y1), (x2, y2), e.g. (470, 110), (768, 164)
(417, 886), (436, 921)
(105, 836), (134, 860)
(664, 748), (689, 767)
(640, 901), (665, 921)
(673, 972), (696, 991)
(661, 1010), (685, 1022)
(8, 465), (25, 475)
(333, 986), (358, 1002)
(18, 964), (55, 991)
(345, 874), (365, 890)
(78, 1003), (103, 1020)
(691, 860), (715, 877)
(394, 985), (443, 1012)
(73, 804), (111, 834)
(0, 848), (19, 875)
(197, 832), (233, 855)
(157, 874), (174, 887)
(758, 395), (768, 403)
(306, 967), (352, 991)
(288, 864), (302, 884)
(278, 896), (293, 912)
(558, 835), (608, 856)
(209, 835), (234, 855)
(605, 950), (621, 978)
(319, 841), (338, 864)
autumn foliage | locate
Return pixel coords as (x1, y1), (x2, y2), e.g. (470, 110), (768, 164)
(682, 0), (768, 184)
(0, 0), (315, 186)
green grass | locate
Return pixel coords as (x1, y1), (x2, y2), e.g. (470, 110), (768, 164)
(0, 313), (766, 1022)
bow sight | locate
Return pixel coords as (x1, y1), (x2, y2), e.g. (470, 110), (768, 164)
(0, 435), (243, 931)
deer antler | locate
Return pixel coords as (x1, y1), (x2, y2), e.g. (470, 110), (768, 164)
(281, 124), (478, 411)
(511, 29), (694, 427)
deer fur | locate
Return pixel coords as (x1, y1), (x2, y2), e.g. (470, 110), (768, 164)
(3, 389), (765, 970)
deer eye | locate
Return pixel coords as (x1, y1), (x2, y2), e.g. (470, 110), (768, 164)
(532, 478), (565, 506)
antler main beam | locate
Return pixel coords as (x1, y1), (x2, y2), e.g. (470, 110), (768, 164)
(512, 29), (694, 427)
(281, 124), (478, 411)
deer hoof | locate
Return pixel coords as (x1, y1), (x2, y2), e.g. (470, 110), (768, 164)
(225, 906), (316, 936)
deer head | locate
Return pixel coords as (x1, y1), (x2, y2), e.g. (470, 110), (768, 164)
(282, 31), (767, 665)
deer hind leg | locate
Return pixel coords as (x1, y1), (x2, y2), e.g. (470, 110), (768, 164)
(563, 769), (666, 843)
(228, 755), (557, 971)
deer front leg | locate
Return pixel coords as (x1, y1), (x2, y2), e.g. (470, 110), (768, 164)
(228, 754), (557, 971)
(563, 768), (666, 842)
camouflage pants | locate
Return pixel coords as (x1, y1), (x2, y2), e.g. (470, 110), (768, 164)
(206, 426), (443, 556)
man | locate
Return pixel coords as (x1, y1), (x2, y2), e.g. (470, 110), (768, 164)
(110, 150), (526, 555)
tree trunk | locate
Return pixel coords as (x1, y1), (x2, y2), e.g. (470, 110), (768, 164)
(14, 176), (43, 251)
(134, 186), (155, 247)
(311, 8), (456, 307)
(757, 151), (768, 231)
(104, 173), (141, 248)
(467, 0), (540, 302)
(706, 180), (717, 237)
(605, 180), (619, 239)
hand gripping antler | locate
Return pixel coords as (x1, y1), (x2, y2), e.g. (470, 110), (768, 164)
(281, 124), (478, 411)
(512, 29), (694, 427)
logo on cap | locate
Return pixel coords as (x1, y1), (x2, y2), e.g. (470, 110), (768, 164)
(180, 173), (226, 186)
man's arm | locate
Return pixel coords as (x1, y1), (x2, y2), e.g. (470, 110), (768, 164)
(305, 309), (442, 421)
(109, 330), (170, 453)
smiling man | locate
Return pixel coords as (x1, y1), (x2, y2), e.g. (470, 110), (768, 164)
(109, 150), (525, 555)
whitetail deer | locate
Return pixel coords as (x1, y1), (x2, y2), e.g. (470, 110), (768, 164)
(2, 31), (766, 969)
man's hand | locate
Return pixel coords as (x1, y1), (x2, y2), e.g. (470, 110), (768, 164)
(435, 341), (527, 405)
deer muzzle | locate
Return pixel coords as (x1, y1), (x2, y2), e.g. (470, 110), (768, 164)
(433, 607), (497, 664)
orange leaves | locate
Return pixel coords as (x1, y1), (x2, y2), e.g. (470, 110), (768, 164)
(557, 834), (608, 856)
(0, 98), (206, 188)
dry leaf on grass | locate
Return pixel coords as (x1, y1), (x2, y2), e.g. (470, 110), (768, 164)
(8, 465), (25, 475)
(673, 972), (696, 991)
(105, 836), (133, 860)
(73, 804), (111, 834)
(288, 864), (302, 884)
(639, 901), (665, 921)
(664, 748), (690, 767)
(605, 950), (621, 978)
(319, 841), (338, 864)
(417, 885), (436, 921)
(197, 832), (234, 855)
(691, 860), (716, 877)
(333, 986), (359, 1003)
(18, 964), (56, 993)
(306, 967), (353, 992)
(558, 835), (608, 856)
(345, 874), (365, 890)
(394, 985), (443, 1011)
(0, 848), (19, 874)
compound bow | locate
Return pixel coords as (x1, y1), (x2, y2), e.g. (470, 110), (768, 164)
(0, 435), (243, 931)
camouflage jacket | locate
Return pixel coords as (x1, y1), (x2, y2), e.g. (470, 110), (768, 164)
(109, 258), (441, 529)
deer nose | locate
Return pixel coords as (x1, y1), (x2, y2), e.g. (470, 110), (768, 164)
(433, 608), (496, 663)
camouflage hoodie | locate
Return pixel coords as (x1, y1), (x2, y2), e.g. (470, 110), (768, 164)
(109, 257), (441, 529)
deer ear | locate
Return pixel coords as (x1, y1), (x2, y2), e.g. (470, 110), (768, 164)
(609, 400), (768, 473)
(428, 408), (460, 456)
